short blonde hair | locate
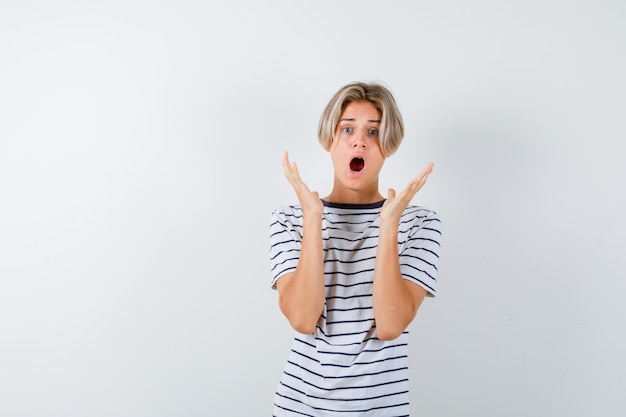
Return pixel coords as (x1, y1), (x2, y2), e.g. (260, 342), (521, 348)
(317, 81), (404, 157)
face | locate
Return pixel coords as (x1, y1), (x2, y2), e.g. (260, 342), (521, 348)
(328, 100), (386, 202)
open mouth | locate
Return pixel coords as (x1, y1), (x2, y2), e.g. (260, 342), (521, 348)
(350, 157), (365, 172)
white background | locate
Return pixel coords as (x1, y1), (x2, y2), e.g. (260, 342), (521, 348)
(1, 1), (625, 416)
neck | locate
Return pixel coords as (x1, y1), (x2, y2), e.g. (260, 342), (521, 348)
(323, 186), (384, 205)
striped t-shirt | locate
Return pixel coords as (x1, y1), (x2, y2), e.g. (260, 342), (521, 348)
(269, 199), (442, 417)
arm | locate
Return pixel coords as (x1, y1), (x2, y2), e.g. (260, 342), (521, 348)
(373, 163), (434, 341)
(276, 152), (325, 334)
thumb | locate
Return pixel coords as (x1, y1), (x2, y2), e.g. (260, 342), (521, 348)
(387, 188), (396, 199)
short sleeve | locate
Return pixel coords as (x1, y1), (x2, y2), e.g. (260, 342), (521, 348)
(269, 206), (303, 289)
(399, 207), (442, 297)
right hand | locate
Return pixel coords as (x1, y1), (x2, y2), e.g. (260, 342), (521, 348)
(282, 151), (324, 217)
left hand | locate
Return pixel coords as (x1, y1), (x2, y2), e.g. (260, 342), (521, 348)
(380, 162), (434, 223)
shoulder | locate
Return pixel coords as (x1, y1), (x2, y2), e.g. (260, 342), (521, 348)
(402, 205), (442, 233)
(271, 204), (303, 218)
(404, 205), (441, 222)
(270, 205), (304, 228)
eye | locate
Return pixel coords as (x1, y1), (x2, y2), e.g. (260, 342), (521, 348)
(342, 127), (352, 133)
(369, 128), (378, 135)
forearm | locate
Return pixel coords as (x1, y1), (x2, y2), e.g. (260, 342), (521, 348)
(373, 222), (418, 341)
(278, 217), (325, 334)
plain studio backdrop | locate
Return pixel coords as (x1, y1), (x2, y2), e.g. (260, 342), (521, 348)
(1, 1), (625, 416)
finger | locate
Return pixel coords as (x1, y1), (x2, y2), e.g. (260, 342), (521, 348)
(402, 163), (434, 199)
(413, 163), (434, 187)
(416, 162), (434, 181)
(282, 151), (292, 176)
(282, 151), (303, 185)
(290, 161), (302, 182)
(404, 178), (427, 199)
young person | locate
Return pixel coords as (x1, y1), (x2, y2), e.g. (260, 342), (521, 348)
(269, 81), (442, 416)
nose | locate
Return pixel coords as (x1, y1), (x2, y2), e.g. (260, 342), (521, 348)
(352, 129), (367, 148)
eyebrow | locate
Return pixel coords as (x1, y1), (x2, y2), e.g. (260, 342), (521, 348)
(339, 118), (381, 123)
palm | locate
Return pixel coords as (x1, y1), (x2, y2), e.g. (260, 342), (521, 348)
(282, 151), (324, 215)
(381, 163), (434, 222)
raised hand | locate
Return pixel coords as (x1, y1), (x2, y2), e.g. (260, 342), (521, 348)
(380, 162), (434, 223)
(282, 151), (324, 217)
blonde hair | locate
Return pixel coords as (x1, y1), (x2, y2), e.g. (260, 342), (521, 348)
(317, 81), (404, 157)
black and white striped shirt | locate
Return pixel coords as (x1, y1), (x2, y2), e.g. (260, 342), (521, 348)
(269, 199), (442, 417)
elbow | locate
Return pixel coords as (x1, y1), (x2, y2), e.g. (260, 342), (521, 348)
(280, 304), (319, 334)
(376, 325), (405, 341)
(290, 319), (318, 335)
(377, 330), (403, 342)
(279, 296), (322, 335)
